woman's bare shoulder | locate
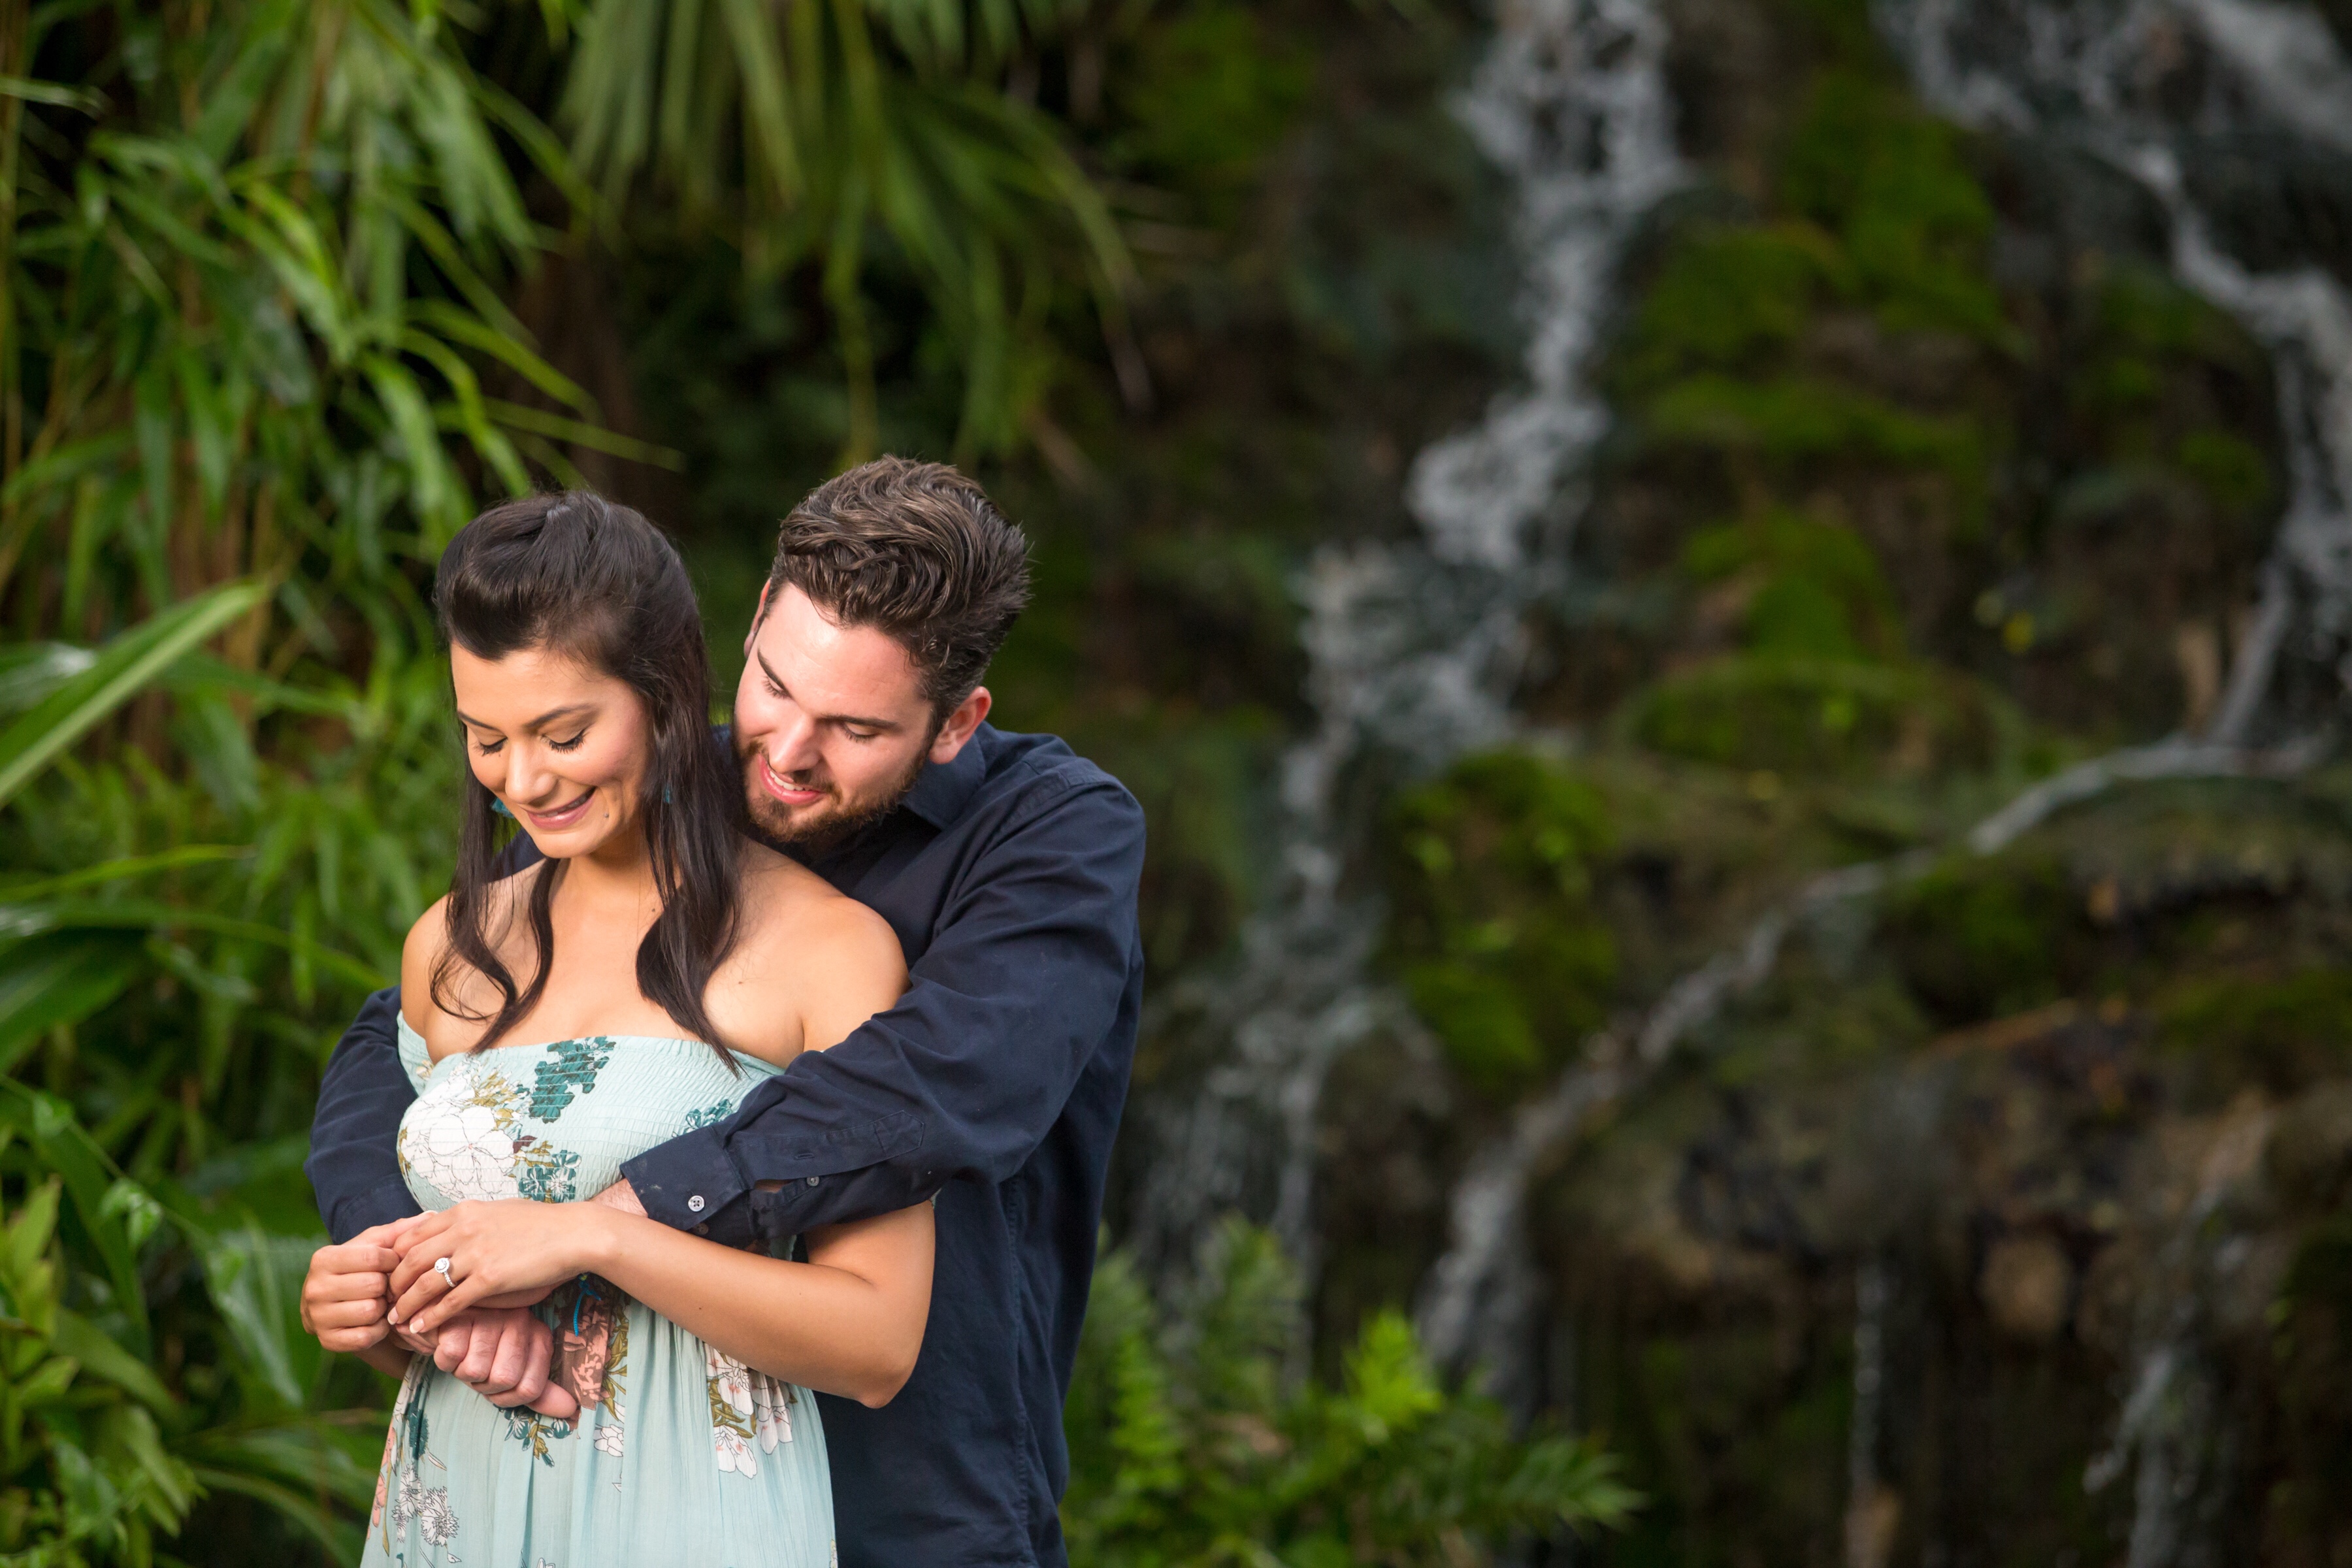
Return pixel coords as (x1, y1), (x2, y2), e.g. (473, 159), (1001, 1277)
(399, 895), (452, 1021)
(399, 866), (542, 1044)
(723, 843), (907, 1055)
(736, 845), (901, 970)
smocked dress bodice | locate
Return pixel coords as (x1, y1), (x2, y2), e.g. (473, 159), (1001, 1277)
(361, 1019), (834, 1568)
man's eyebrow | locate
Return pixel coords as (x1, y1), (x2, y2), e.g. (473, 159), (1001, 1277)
(753, 652), (904, 732)
(454, 702), (598, 732)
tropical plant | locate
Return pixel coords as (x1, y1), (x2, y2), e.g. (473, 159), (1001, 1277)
(1062, 1220), (1638, 1567)
(559, 0), (1141, 463)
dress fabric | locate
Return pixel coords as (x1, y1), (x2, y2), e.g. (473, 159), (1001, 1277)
(362, 1019), (835, 1568)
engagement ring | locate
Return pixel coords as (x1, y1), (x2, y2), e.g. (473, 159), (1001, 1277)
(433, 1256), (453, 1282)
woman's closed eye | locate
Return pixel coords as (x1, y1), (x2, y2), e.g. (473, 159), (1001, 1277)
(548, 729), (588, 752)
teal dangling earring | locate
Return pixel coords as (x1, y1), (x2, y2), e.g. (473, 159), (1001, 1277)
(491, 797), (514, 819)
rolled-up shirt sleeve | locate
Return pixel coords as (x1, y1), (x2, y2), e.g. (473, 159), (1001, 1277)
(622, 772), (1145, 1247)
(306, 985), (427, 1243)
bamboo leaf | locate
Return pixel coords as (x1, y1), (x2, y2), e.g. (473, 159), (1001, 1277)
(0, 581), (269, 812)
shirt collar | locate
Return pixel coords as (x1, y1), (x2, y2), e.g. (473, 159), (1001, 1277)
(899, 725), (989, 830)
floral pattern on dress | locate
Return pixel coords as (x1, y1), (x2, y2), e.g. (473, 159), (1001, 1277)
(529, 1036), (614, 1122)
(370, 1026), (834, 1565)
(381, 1385), (459, 1559)
(707, 1346), (759, 1477)
(553, 1276), (630, 1420)
(703, 1343), (797, 1475)
(751, 1377), (795, 1452)
(504, 1405), (576, 1465)
(398, 1058), (528, 1201)
(514, 1137), (581, 1202)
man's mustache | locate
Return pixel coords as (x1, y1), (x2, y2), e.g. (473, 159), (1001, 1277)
(743, 748), (834, 799)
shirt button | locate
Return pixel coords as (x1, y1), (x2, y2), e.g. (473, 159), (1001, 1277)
(687, 1194), (706, 1213)
(806, 1176), (820, 1186)
(694, 1223), (710, 1236)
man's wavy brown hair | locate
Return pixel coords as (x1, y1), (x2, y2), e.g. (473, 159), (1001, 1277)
(763, 457), (1031, 716)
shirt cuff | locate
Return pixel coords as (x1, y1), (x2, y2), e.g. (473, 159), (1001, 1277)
(331, 1177), (425, 1246)
(621, 1128), (753, 1245)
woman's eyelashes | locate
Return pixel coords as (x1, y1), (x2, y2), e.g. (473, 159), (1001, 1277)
(469, 728), (587, 757)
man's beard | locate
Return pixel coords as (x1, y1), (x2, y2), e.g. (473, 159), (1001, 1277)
(737, 737), (928, 857)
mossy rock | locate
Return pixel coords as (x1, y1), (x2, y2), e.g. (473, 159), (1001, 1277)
(2159, 969), (2352, 1098)
(1682, 507), (1905, 660)
(1384, 751), (1618, 1094)
(1881, 851), (2085, 1025)
(1624, 654), (2008, 778)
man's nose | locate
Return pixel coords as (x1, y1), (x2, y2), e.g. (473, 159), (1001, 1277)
(764, 708), (823, 774)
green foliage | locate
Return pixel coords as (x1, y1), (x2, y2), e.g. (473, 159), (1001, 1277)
(2159, 969), (2352, 1096)
(0, 1083), (375, 1567)
(1628, 655), (2004, 779)
(1113, 3), (1313, 204)
(1682, 508), (1903, 659)
(1062, 1220), (1638, 1565)
(1881, 851), (2080, 1025)
(1385, 753), (1617, 1094)
(2176, 429), (2274, 517)
(1778, 71), (2008, 345)
(561, 0), (1136, 462)
(1646, 373), (1984, 487)
(1617, 225), (1841, 389)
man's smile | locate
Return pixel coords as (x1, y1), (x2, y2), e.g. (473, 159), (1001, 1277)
(757, 752), (829, 808)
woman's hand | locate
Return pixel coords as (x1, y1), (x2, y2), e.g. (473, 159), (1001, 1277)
(386, 1200), (616, 1337)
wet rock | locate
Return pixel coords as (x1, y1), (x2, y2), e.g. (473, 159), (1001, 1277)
(1978, 1232), (2072, 1341)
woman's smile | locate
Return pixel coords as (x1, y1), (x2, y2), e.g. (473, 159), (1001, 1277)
(519, 790), (598, 832)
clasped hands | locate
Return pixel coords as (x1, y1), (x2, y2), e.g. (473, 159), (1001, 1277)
(300, 1182), (649, 1420)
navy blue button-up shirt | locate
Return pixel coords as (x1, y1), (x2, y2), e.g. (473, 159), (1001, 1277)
(304, 725), (1145, 1567)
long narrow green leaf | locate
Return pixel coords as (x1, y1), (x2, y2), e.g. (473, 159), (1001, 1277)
(0, 931), (146, 1076)
(0, 581), (268, 812)
(0, 1083), (152, 1353)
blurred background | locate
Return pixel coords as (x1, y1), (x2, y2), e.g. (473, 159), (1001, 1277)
(2, 0), (2350, 1561)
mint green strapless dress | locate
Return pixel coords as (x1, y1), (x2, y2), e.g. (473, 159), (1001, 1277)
(361, 1020), (836, 1568)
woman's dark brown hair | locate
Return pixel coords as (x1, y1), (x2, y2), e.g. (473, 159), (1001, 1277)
(431, 491), (745, 1062)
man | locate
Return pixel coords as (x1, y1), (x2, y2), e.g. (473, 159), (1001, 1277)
(301, 458), (1145, 1567)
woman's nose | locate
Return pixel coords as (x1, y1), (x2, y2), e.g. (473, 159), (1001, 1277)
(504, 747), (553, 804)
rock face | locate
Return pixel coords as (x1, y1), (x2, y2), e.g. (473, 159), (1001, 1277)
(1292, 0), (2352, 1560)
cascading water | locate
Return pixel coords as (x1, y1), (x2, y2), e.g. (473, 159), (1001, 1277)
(1883, 0), (2352, 734)
(1135, 0), (2352, 1544)
(1887, 7), (2352, 1560)
(1409, 0), (2352, 1552)
(1123, 0), (1683, 1286)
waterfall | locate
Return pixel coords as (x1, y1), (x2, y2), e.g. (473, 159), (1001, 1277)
(1880, 3), (2352, 1558)
(1844, 1256), (1897, 1568)
(1124, 0), (1682, 1285)
(1418, 0), (2352, 1394)
(1883, 0), (2352, 728)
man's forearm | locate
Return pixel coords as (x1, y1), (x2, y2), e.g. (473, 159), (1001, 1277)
(306, 987), (426, 1243)
(620, 776), (1146, 1245)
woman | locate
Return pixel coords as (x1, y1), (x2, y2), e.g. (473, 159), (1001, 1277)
(344, 493), (929, 1566)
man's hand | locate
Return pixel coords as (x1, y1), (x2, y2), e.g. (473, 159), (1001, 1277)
(301, 1220), (416, 1352)
(589, 1178), (646, 1218)
(429, 1309), (579, 1419)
